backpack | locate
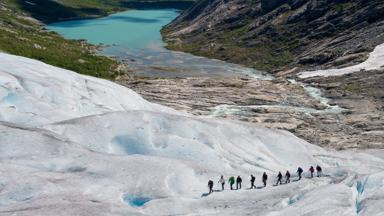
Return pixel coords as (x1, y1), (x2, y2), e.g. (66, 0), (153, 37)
(229, 177), (235, 184)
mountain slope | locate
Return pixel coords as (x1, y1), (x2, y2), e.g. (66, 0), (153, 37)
(13, 0), (195, 23)
(162, 0), (384, 72)
(0, 0), (194, 78)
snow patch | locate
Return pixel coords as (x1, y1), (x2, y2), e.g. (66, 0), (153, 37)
(298, 43), (384, 78)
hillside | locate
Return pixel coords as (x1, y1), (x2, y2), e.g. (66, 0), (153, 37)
(0, 0), (120, 78)
(162, 0), (384, 72)
(0, 0), (194, 78)
(15, 0), (194, 23)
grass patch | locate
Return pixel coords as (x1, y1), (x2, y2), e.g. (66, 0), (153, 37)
(163, 25), (295, 72)
(331, 2), (354, 12)
(341, 82), (362, 94)
(1, 0), (195, 79)
(0, 1), (119, 79)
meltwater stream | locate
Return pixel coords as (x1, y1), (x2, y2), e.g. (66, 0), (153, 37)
(210, 79), (346, 117)
(47, 10), (270, 80)
(47, 9), (344, 117)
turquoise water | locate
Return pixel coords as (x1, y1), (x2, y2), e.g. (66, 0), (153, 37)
(122, 194), (152, 207)
(47, 9), (268, 79)
(48, 10), (179, 51)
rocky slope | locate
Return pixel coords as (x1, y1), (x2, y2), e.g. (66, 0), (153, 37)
(163, 0), (384, 72)
(122, 68), (384, 149)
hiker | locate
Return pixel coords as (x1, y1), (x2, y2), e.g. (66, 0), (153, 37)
(316, 165), (322, 177)
(309, 166), (315, 178)
(208, 180), (214, 194)
(276, 172), (283, 185)
(228, 176), (235, 190)
(236, 176), (242, 190)
(218, 175), (225, 191)
(250, 174), (256, 189)
(297, 167), (303, 180)
(262, 172), (268, 187)
(285, 171), (291, 184)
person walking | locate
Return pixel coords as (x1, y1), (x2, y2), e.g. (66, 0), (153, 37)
(250, 174), (256, 189)
(262, 172), (268, 187)
(309, 166), (315, 178)
(285, 171), (291, 184)
(236, 176), (242, 190)
(228, 176), (235, 190)
(316, 165), (322, 177)
(218, 175), (225, 191)
(208, 180), (214, 194)
(297, 167), (303, 180)
(276, 172), (283, 185)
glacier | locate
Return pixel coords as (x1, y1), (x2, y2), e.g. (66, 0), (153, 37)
(0, 53), (383, 215)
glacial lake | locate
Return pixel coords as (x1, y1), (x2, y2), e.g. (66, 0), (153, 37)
(48, 9), (179, 51)
(47, 9), (268, 79)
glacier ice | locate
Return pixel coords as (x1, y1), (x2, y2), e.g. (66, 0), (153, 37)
(0, 53), (383, 215)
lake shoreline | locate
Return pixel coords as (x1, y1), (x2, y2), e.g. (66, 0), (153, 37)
(34, 1), (194, 24)
(46, 7), (384, 150)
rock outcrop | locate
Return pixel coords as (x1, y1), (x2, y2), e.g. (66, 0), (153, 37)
(122, 68), (384, 149)
(163, 0), (384, 72)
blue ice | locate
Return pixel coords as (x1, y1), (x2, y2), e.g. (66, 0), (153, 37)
(123, 194), (151, 207)
(111, 136), (149, 155)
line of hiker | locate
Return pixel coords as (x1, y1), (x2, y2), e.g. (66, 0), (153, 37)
(208, 165), (323, 194)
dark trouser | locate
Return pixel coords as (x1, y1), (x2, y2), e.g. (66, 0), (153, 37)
(230, 183), (234, 190)
(263, 180), (266, 187)
(209, 186), (213, 193)
(237, 182), (241, 189)
(221, 183), (225, 191)
(298, 173), (302, 180)
(286, 178), (290, 183)
(276, 178), (282, 185)
(251, 181), (256, 189)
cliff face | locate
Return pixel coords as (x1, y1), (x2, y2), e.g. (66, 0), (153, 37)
(163, 0), (384, 72)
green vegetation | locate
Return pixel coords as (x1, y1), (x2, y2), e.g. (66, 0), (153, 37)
(162, 24), (295, 72)
(0, 0), (195, 79)
(0, 0), (118, 79)
(341, 82), (362, 94)
(4, 0), (122, 23)
(8, 0), (194, 23)
(331, 2), (354, 12)
(165, 41), (294, 71)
